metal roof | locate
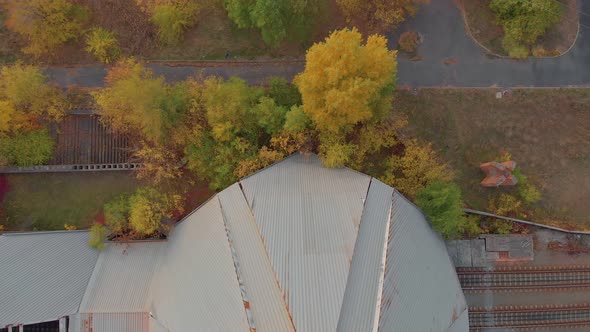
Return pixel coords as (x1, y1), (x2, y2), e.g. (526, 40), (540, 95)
(78, 242), (167, 313)
(149, 197), (250, 331)
(0, 231), (99, 326)
(337, 179), (393, 331)
(218, 184), (295, 332)
(378, 192), (468, 332)
(240, 154), (371, 331)
(0, 154), (468, 332)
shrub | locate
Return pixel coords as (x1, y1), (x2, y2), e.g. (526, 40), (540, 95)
(513, 169), (541, 204)
(398, 31), (419, 53)
(489, 193), (522, 217)
(104, 195), (130, 234)
(151, 3), (200, 45)
(416, 180), (465, 239)
(89, 224), (107, 250)
(0, 129), (54, 166)
(85, 28), (121, 64)
(458, 215), (483, 238)
(128, 187), (182, 236)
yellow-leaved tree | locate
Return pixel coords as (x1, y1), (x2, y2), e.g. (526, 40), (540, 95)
(4, 0), (88, 57)
(294, 28), (397, 167)
(294, 27), (397, 133)
(92, 58), (168, 142)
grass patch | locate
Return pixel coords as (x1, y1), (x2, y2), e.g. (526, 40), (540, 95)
(460, 0), (578, 57)
(395, 88), (590, 228)
(1, 172), (142, 231)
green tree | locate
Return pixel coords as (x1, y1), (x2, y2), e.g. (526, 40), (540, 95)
(152, 2), (200, 45)
(283, 105), (311, 133)
(224, 0), (323, 46)
(85, 27), (121, 64)
(253, 97), (287, 135)
(128, 187), (183, 237)
(103, 195), (130, 234)
(0, 129), (54, 166)
(490, 0), (561, 57)
(5, 0), (88, 56)
(416, 180), (465, 239)
(266, 77), (301, 108)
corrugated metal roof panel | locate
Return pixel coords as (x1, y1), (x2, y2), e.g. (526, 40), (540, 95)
(0, 231), (99, 326)
(337, 179), (393, 332)
(72, 313), (150, 332)
(78, 242), (166, 313)
(149, 198), (250, 331)
(378, 192), (468, 332)
(218, 184), (295, 332)
(446, 308), (469, 332)
(239, 154), (371, 331)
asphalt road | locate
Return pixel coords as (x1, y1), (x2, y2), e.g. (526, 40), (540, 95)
(45, 0), (590, 88)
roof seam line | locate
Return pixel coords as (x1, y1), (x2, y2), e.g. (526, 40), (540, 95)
(236, 180), (297, 328)
(217, 195), (257, 331)
(373, 192), (394, 331)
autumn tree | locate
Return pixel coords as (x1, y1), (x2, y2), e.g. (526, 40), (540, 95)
(0, 63), (66, 166)
(4, 0), (88, 56)
(337, 0), (429, 31)
(224, 0), (324, 46)
(151, 1), (201, 45)
(85, 28), (121, 64)
(128, 187), (183, 237)
(490, 0), (561, 58)
(416, 180), (465, 239)
(380, 139), (451, 198)
(294, 28), (397, 167)
(93, 58), (188, 143)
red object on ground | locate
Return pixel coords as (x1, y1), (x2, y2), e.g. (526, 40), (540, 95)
(480, 161), (518, 187)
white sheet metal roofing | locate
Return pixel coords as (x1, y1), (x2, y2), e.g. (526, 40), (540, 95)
(218, 184), (295, 332)
(0, 231), (99, 326)
(239, 154), (371, 331)
(149, 197), (250, 331)
(0, 154), (468, 332)
(378, 192), (468, 332)
(78, 242), (166, 313)
(337, 179), (393, 332)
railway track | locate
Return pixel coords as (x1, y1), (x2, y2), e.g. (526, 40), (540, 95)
(457, 266), (590, 291)
(469, 304), (590, 330)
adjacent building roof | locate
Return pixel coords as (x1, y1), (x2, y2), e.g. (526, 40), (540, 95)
(0, 153), (468, 331)
(0, 231), (99, 326)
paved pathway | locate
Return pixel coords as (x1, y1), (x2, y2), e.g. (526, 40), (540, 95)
(389, 0), (590, 87)
(45, 0), (590, 88)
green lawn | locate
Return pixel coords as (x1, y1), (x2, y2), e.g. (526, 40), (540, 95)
(1, 172), (141, 231)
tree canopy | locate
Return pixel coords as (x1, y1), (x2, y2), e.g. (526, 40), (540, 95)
(86, 27), (121, 64)
(294, 28), (397, 134)
(4, 0), (88, 56)
(490, 0), (562, 57)
(92, 58), (188, 143)
(337, 0), (429, 31)
(224, 0), (323, 46)
(151, 2), (201, 45)
(416, 180), (465, 239)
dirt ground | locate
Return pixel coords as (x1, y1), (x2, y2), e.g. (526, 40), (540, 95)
(395, 88), (590, 228)
(0, 0), (350, 64)
(459, 0), (578, 56)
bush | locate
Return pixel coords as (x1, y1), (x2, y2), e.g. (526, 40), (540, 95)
(85, 28), (121, 64)
(0, 129), (54, 166)
(103, 195), (130, 234)
(151, 3), (200, 45)
(490, 0), (561, 57)
(398, 31), (419, 53)
(89, 224), (107, 250)
(458, 215), (483, 238)
(489, 193), (522, 217)
(128, 187), (182, 236)
(416, 180), (465, 239)
(513, 169), (541, 204)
